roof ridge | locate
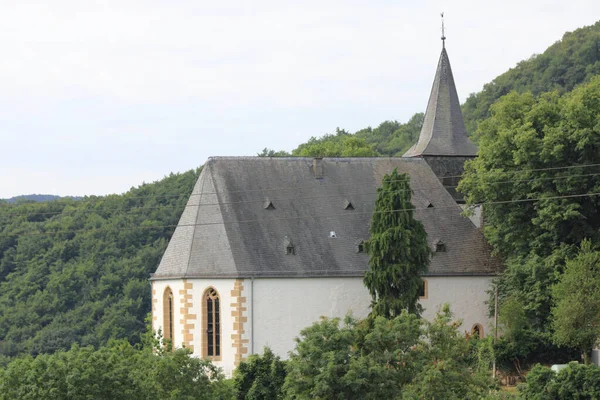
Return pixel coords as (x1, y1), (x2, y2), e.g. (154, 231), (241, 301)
(207, 156), (427, 162)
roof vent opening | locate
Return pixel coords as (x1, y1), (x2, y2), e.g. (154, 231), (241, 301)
(286, 245), (295, 255)
(357, 241), (365, 253)
(435, 240), (446, 253)
(264, 200), (276, 210)
(343, 199), (355, 210)
(427, 202), (434, 208)
(284, 236), (295, 255)
(329, 231), (337, 238)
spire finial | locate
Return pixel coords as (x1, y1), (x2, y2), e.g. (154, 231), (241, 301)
(440, 12), (446, 48)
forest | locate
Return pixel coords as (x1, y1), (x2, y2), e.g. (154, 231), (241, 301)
(2, 19), (600, 399)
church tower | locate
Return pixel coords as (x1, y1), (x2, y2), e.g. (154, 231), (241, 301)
(403, 36), (478, 203)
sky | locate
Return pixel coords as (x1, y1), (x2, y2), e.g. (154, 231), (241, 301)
(1, 1), (599, 198)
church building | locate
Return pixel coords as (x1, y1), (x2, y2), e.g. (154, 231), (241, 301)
(150, 42), (501, 376)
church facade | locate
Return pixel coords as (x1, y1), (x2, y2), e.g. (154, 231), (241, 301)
(150, 44), (501, 376)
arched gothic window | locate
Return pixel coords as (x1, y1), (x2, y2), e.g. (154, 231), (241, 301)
(203, 287), (221, 359)
(471, 323), (484, 338)
(163, 287), (174, 350)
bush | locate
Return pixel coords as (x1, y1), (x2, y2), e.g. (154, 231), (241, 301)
(519, 362), (600, 399)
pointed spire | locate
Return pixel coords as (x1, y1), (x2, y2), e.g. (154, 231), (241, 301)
(403, 44), (478, 157)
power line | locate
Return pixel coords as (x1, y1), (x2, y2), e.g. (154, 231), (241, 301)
(183, 162), (600, 196)
(3, 171), (600, 219)
(3, 191), (600, 238)
(4, 161), (599, 205)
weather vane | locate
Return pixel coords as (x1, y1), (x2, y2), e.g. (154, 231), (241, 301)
(441, 12), (446, 47)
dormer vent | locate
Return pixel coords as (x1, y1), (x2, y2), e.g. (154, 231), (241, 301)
(343, 199), (355, 210)
(284, 236), (295, 255)
(435, 239), (446, 253)
(329, 231), (337, 238)
(357, 241), (365, 253)
(427, 202), (434, 208)
(264, 200), (276, 210)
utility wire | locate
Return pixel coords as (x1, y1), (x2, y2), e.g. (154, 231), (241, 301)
(4, 161), (600, 204)
(179, 162), (600, 197)
(3, 172), (600, 219)
(3, 191), (600, 238)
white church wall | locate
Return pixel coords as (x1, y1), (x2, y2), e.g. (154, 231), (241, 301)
(251, 277), (371, 357)
(152, 278), (240, 377)
(152, 275), (494, 375)
(460, 204), (483, 228)
(152, 279), (185, 349)
(251, 276), (494, 359)
(420, 276), (494, 337)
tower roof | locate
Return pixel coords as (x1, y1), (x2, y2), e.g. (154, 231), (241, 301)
(404, 47), (478, 157)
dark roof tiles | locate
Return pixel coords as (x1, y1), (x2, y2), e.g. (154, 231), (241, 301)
(404, 47), (478, 157)
(152, 157), (500, 279)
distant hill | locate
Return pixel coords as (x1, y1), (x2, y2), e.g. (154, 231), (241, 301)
(0, 170), (199, 361)
(2, 194), (83, 204)
(462, 20), (600, 135)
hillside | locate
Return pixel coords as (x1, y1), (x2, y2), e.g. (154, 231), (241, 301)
(461, 21), (600, 135)
(0, 169), (199, 362)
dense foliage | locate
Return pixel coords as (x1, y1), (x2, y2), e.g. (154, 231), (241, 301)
(459, 76), (600, 365)
(0, 169), (199, 361)
(463, 21), (600, 135)
(364, 169), (430, 317)
(551, 240), (600, 363)
(233, 347), (286, 400)
(283, 306), (495, 399)
(518, 363), (600, 399)
(0, 338), (233, 400)
(259, 114), (424, 158)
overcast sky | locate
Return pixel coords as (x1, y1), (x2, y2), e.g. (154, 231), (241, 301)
(1, 1), (599, 198)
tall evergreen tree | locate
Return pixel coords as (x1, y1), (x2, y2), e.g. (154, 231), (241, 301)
(364, 169), (430, 317)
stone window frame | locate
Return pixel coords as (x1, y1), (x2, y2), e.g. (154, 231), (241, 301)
(202, 287), (222, 361)
(471, 323), (484, 338)
(419, 279), (428, 300)
(162, 286), (174, 350)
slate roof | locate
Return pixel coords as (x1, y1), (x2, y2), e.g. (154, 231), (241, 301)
(404, 47), (478, 157)
(151, 157), (500, 279)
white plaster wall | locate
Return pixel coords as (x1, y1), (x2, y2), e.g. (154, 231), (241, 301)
(152, 279), (185, 349)
(152, 278), (239, 377)
(252, 278), (371, 357)
(420, 276), (494, 337)
(460, 204), (483, 228)
(153, 276), (493, 373)
(251, 276), (493, 359)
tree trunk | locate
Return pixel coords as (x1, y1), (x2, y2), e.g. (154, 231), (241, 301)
(583, 349), (591, 365)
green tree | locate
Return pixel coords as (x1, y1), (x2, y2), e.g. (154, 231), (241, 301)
(0, 339), (228, 400)
(257, 148), (290, 157)
(364, 169), (430, 318)
(401, 306), (492, 400)
(462, 21), (600, 135)
(518, 362), (600, 399)
(551, 240), (600, 364)
(283, 307), (496, 399)
(234, 347), (286, 400)
(292, 134), (378, 157)
(459, 76), (600, 333)
(0, 169), (200, 359)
